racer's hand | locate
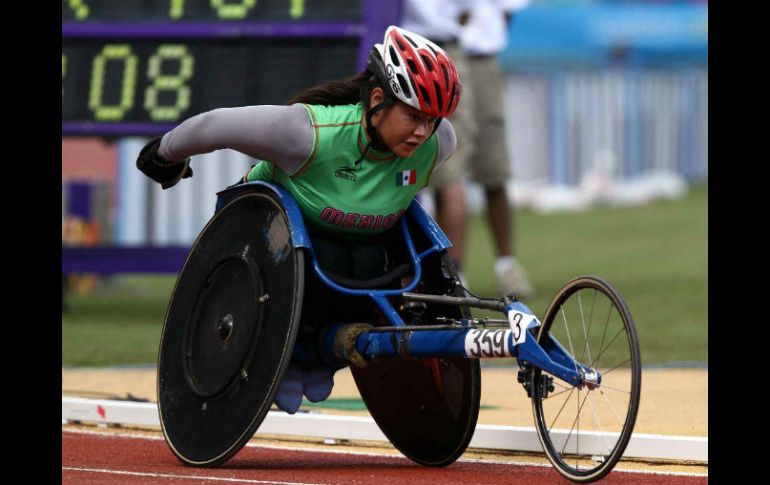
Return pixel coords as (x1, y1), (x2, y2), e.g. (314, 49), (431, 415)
(136, 137), (193, 190)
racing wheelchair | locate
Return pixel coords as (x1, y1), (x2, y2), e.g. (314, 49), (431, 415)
(157, 181), (641, 483)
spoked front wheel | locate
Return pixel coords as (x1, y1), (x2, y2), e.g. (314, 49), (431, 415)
(531, 276), (641, 482)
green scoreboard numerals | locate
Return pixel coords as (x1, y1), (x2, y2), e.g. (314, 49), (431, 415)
(67, 0), (90, 20)
(170, 0), (304, 21)
(89, 45), (138, 121)
(85, 44), (194, 123)
(144, 45), (195, 122)
(170, 0), (185, 20)
(62, 53), (67, 101)
(211, 0), (257, 19)
(290, 0), (305, 18)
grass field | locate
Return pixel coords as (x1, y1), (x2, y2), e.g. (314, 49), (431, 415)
(62, 184), (707, 367)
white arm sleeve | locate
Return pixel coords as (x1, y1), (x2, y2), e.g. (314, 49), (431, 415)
(435, 119), (458, 167)
(158, 103), (314, 175)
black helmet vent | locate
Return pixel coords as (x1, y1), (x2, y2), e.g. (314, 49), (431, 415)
(419, 85), (431, 106)
(403, 34), (419, 48)
(407, 59), (419, 75)
(434, 82), (443, 112)
(397, 74), (412, 98)
(389, 46), (401, 66)
(421, 55), (434, 71)
(447, 84), (457, 112)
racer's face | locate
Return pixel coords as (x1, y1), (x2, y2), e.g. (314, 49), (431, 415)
(368, 88), (438, 158)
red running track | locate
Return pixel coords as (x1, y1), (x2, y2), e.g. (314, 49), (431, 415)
(63, 430), (707, 485)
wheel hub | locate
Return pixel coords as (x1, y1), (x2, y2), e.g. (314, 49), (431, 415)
(218, 314), (234, 341)
(580, 368), (601, 390)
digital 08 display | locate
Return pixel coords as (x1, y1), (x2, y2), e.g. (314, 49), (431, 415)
(62, 39), (358, 126)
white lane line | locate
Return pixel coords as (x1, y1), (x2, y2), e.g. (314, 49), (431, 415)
(605, 468), (708, 478)
(61, 466), (331, 485)
(62, 428), (707, 478)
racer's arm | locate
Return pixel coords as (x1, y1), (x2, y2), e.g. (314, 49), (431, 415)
(434, 119), (458, 167)
(160, 104), (314, 175)
(136, 104), (314, 188)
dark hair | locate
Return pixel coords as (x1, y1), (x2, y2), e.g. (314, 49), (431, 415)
(287, 70), (377, 107)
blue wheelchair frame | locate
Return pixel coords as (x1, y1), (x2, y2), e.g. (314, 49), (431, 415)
(217, 182), (597, 388)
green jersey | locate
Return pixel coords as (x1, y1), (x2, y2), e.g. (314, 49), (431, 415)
(246, 103), (444, 238)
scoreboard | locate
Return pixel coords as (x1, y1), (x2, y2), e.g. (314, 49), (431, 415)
(62, 0), (401, 135)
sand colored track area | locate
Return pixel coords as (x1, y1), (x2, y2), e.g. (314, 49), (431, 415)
(62, 366), (708, 434)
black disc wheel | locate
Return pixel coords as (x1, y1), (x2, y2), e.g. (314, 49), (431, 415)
(157, 187), (305, 467)
(531, 276), (641, 482)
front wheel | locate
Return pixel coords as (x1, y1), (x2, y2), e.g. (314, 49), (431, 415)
(531, 276), (641, 482)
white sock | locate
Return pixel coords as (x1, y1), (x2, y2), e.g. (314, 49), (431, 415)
(494, 256), (518, 274)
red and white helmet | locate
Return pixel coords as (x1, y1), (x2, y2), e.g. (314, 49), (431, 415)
(367, 25), (461, 118)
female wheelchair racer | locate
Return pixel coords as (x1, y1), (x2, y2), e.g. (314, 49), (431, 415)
(136, 26), (641, 483)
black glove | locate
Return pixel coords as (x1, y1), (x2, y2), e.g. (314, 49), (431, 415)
(136, 137), (193, 190)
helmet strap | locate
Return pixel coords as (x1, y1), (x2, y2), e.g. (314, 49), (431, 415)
(432, 118), (443, 136)
(364, 96), (396, 152)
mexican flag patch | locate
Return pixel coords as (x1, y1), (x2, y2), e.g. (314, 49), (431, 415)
(397, 170), (417, 186)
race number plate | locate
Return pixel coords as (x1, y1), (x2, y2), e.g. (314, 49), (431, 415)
(464, 329), (513, 358)
(507, 302), (541, 345)
(463, 303), (542, 358)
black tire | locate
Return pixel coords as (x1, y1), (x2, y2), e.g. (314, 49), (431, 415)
(531, 276), (641, 482)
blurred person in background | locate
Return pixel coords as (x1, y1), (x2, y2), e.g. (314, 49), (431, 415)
(404, 0), (534, 299)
